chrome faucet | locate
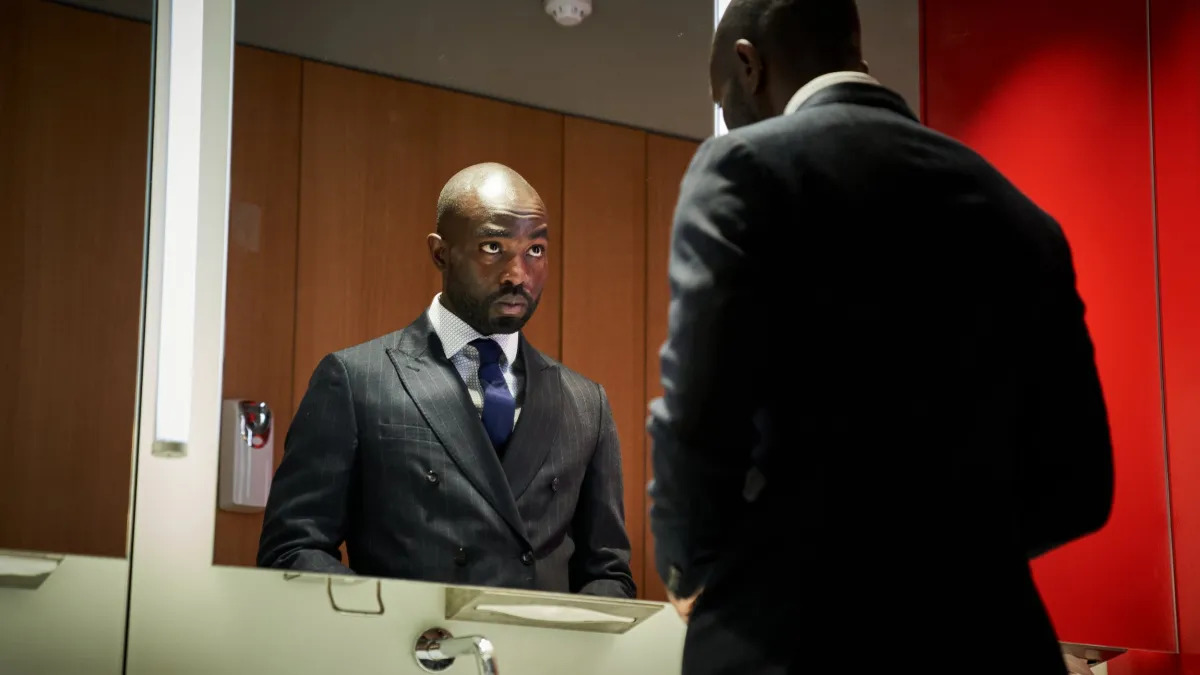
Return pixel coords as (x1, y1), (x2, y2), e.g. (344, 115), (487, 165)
(414, 627), (498, 675)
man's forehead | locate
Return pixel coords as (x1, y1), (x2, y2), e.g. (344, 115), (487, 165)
(481, 209), (547, 228)
(462, 202), (549, 237)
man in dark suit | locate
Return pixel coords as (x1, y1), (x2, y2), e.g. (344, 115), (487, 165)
(647, 1), (1115, 672)
(259, 162), (635, 598)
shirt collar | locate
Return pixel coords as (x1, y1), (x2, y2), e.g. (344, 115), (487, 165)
(783, 71), (881, 116)
(427, 293), (520, 365)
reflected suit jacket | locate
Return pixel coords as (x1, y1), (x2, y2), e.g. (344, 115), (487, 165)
(258, 312), (635, 598)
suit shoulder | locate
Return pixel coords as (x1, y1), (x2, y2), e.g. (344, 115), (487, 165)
(317, 328), (409, 382)
(331, 331), (399, 362)
(531, 352), (606, 405)
(555, 361), (597, 391)
(689, 130), (763, 170)
(680, 131), (781, 198)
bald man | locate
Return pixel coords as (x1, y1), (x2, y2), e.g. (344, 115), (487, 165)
(259, 163), (635, 598)
(648, 0), (1113, 672)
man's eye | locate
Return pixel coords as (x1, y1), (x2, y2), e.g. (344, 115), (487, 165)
(481, 242), (501, 254)
(528, 244), (545, 258)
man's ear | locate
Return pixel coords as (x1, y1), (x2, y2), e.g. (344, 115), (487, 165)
(733, 39), (764, 94)
(427, 233), (448, 271)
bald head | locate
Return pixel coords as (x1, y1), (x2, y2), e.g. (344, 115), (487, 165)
(427, 162), (549, 335)
(711, 0), (864, 129)
(436, 162), (544, 240)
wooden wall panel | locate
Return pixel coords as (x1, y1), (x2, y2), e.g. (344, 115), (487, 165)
(561, 118), (648, 594)
(293, 62), (565, 410)
(0, 1), (150, 558)
(212, 47), (304, 567)
(642, 134), (698, 602)
(0, 0), (22, 476)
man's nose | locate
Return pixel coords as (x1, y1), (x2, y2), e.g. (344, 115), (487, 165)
(499, 253), (528, 286)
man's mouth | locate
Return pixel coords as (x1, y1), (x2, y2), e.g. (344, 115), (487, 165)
(494, 297), (528, 315)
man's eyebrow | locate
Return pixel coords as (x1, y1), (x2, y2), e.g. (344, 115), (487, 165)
(474, 223), (549, 240)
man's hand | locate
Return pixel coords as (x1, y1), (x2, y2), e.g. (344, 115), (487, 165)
(667, 587), (704, 623)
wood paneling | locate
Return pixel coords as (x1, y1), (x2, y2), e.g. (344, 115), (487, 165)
(0, 0), (22, 470)
(924, 0), (1173, 650)
(561, 118), (648, 594)
(0, 1), (150, 558)
(293, 62), (565, 409)
(213, 47), (304, 567)
(642, 134), (698, 602)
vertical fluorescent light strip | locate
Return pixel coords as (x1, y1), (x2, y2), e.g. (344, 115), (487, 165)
(714, 0), (732, 136)
(152, 1), (204, 457)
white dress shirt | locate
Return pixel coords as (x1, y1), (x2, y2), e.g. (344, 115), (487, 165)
(427, 293), (524, 426)
(783, 70), (881, 115)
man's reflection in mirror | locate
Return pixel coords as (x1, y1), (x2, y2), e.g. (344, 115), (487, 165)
(258, 163), (635, 598)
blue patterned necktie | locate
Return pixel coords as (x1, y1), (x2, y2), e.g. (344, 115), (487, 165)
(471, 338), (515, 451)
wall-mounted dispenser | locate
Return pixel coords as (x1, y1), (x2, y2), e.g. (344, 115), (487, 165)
(218, 399), (274, 512)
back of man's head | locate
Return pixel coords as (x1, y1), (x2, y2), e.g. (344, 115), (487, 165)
(716, 0), (862, 76)
(711, 0), (863, 128)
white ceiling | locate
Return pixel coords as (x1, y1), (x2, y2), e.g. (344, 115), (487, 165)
(61, 0), (918, 140)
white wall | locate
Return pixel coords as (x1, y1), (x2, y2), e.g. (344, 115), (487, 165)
(68, 0), (918, 140)
(65, 0), (715, 139)
(859, 0), (921, 116)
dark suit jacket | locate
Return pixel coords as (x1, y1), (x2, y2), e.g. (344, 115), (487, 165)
(648, 83), (1114, 673)
(258, 312), (635, 598)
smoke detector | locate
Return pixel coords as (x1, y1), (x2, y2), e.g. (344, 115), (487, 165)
(545, 0), (591, 26)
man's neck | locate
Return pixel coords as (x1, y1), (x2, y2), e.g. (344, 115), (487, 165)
(437, 294), (481, 334)
(435, 293), (516, 338)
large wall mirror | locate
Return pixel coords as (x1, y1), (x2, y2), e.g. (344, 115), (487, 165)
(0, 0), (154, 672)
(121, 0), (914, 603)
(197, 0), (918, 604)
(207, 0), (715, 603)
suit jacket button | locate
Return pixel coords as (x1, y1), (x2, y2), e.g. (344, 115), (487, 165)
(521, 551), (534, 566)
(425, 470), (439, 485)
(454, 547), (467, 566)
(550, 476), (560, 492)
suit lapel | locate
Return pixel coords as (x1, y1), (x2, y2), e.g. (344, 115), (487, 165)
(501, 339), (561, 499)
(385, 314), (528, 544)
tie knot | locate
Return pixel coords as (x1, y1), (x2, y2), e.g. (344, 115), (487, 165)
(470, 338), (503, 367)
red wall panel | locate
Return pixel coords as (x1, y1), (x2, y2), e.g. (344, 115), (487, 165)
(1152, 0), (1200, 658)
(923, 0), (1175, 651)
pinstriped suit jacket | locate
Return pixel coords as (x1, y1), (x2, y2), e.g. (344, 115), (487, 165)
(258, 312), (635, 598)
